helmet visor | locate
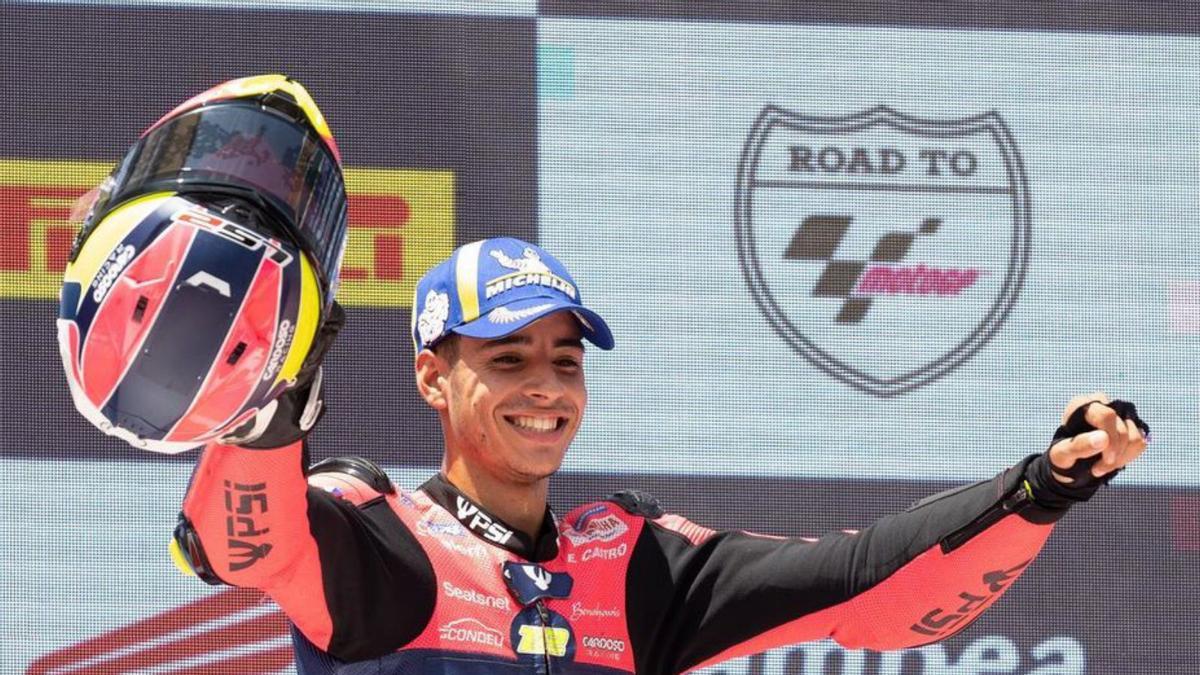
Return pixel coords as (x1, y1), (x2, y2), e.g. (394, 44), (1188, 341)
(109, 100), (347, 299)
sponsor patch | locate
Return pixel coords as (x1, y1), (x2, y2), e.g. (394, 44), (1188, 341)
(579, 542), (628, 562)
(416, 514), (468, 538)
(437, 537), (490, 560)
(486, 246), (576, 300)
(581, 634), (626, 656)
(570, 504), (609, 530)
(563, 513), (628, 545)
(491, 246), (551, 274)
(510, 606), (575, 662)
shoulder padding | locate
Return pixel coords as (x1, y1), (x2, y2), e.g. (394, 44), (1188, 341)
(605, 489), (664, 519)
(307, 456), (395, 506)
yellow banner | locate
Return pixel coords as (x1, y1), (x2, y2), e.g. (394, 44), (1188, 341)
(0, 159), (454, 307)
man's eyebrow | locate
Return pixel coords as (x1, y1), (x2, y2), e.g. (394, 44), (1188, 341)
(482, 335), (531, 349)
(480, 335), (585, 351)
(557, 337), (585, 351)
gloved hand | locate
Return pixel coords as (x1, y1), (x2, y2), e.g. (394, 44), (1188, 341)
(1024, 394), (1149, 509)
(220, 301), (345, 449)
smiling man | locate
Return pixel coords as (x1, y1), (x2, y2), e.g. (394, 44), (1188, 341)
(409, 240), (609, 542)
(174, 237), (1148, 674)
(419, 311), (588, 539)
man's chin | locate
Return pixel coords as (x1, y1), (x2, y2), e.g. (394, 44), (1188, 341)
(509, 467), (559, 485)
(501, 435), (572, 484)
(505, 452), (565, 485)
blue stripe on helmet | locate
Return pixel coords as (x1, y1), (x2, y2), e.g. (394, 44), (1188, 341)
(100, 229), (263, 440)
(243, 244), (305, 410)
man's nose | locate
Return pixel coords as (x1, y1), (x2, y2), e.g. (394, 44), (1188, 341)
(523, 363), (566, 401)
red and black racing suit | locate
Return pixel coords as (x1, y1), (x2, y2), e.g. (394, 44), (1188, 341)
(178, 442), (1065, 674)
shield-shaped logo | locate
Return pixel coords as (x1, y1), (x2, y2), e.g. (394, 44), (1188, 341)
(735, 106), (1030, 397)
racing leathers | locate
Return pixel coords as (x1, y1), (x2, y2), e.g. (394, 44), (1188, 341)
(177, 441), (1067, 674)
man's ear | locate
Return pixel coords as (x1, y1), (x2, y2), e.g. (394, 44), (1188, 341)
(414, 349), (449, 410)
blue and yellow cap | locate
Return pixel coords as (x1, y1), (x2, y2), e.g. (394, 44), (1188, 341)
(411, 238), (614, 353)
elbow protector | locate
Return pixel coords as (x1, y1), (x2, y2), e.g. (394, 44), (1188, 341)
(306, 455), (395, 506)
(170, 512), (226, 586)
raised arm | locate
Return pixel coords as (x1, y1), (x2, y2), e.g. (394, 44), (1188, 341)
(175, 439), (437, 662)
(171, 317), (439, 661)
(625, 396), (1149, 674)
(177, 441), (313, 589)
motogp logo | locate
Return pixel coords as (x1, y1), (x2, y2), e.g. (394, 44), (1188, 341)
(735, 105), (1031, 397)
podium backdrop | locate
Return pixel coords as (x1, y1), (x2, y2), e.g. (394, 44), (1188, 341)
(2, 2), (1197, 673)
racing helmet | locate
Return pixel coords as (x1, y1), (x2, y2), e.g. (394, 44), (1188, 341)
(57, 74), (348, 453)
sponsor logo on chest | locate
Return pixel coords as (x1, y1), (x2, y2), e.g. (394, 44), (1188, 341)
(563, 513), (628, 546)
(442, 581), (511, 612)
(416, 514), (468, 538)
(567, 542), (630, 564)
(456, 496), (515, 545)
(581, 635), (627, 656)
(416, 513), (490, 559)
(569, 602), (621, 623)
(439, 618), (504, 649)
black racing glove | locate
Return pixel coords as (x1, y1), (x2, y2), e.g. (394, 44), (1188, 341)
(1024, 399), (1149, 510)
(221, 301), (345, 449)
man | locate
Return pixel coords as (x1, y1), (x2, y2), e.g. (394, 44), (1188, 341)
(171, 237), (1148, 674)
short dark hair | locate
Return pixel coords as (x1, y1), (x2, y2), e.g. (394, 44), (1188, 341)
(432, 333), (460, 362)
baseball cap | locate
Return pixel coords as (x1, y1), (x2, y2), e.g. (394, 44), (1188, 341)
(411, 237), (614, 353)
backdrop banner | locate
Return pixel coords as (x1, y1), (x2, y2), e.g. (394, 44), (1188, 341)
(2, 2), (1197, 674)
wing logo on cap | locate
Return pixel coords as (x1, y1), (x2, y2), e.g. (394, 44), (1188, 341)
(488, 303), (556, 325)
(418, 290), (450, 346)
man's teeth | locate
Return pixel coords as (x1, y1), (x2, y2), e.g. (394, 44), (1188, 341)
(510, 416), (559, 431)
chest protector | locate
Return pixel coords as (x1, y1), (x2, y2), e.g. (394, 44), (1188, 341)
(294, 476), (648, 674)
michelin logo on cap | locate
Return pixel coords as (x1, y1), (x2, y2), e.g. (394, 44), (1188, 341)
(411, 237), (614, 353)
(417, 290), (450, 346)
(486, 248), (577, 301)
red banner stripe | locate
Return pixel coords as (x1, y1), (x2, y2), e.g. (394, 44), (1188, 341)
(27, 589), (267, 674)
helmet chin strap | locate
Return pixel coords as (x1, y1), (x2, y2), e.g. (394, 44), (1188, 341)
(219, 399), (280, 446)
(217, 364), (329, 449)
(297, 366), (324, 433)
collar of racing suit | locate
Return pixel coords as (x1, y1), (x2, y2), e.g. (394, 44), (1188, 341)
(420, 474), (561, 562)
